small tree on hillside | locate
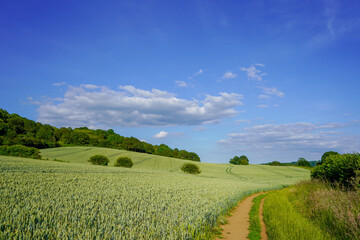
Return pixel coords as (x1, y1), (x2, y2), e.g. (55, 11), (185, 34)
(114, 157), (133, 168)
(297, 158), (310, 167)
(269, 161), (282, 166)
(88, 154), (109, 166)
(230, 155), (249, 165)
(181, 163), (201, 174)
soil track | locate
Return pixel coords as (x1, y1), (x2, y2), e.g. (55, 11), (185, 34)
(259, 197), (268, 240)
(217, 193), (264, 240)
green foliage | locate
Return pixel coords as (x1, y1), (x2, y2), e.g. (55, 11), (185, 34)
(0, 145), (41, 159)
(297, 158), (310, 167)
(311, 153), (360, 188)
(247, 194), (266, 240)
(114, 156), (133, 168)
(229, 155), (249, 165)
(290, 180), (360, 240)
(269, 161), (283, 166)
(88, 154), (109, 166)
(0, 108), (200, 161)
(319, 151), (339, 165)
(181, 163), (201, 174)
(263, 187), (330, 240)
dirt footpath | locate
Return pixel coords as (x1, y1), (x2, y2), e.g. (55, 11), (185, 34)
(216, 193), (264, 240)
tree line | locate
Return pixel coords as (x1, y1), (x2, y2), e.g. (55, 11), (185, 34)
(0, 108), (200, 161)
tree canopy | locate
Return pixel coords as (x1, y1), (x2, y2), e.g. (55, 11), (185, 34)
(229, 155), (249, 165)
(0, 108), (200, 162)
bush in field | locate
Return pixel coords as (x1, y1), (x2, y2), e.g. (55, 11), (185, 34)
(0, 145), (41, 159)
(181, 163), (201, 174)
(88, 154), (109, 166)
(269, 161), (282, 166)
(297, 158), (310, 167)
(311, 153), (360, 188)
(229, 155), (249, 165)
(114, 157), (133, 168)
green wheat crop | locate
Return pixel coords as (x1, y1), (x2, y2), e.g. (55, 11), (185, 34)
(1, 148), (310, 239)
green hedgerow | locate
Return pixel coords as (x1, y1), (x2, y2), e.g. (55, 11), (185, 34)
(114, 157), (133, 168)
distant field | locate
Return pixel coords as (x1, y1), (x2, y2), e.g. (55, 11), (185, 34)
(41, 147), (309, 185)
(1, 147), (310, 239)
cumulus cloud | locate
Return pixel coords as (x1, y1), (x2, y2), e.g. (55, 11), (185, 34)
(153, 131), (168, 138)
(36, 84), (243, 128)
(175, 80), (188, 87)
(222, 71), (237, 79)
(219, 122), (359, 161)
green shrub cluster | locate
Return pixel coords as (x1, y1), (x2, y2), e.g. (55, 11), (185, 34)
(181, 163), (201, 174)
(311, 153), (360, 188)
(229, 155), (249, 165)
(0, 145), (41, 159)
(114, 157), (133, 168)
(88, 154), (109, 166)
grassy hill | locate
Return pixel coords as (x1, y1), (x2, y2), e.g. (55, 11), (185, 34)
(41, 146), (309, 185)
(1, 147), (310, 239)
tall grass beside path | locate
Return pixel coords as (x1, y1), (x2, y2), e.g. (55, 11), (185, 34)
(290, 180), (360, 240)
(263, 187), (331, 240)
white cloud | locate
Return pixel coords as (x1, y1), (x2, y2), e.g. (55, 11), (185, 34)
(194, 69), (203, 76)
(258, 94), (271, 100)
(219, 122), (359, 161)
(36, 84), (244, 128)
(240, 64), (266, 82)
(153, 131), (168, 138)
(53, 82), (66, 87)
(175, 80), (188, 87)
(257, 104), (269, 108)
(262, 87), (284, 98)
(222, 71), (237, 79)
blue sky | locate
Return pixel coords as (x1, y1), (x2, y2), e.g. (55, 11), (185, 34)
(1, 0), (360, 163)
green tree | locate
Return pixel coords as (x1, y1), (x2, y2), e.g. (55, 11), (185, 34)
(88, 154), (109, 166)
(311, 153), (360, 188)
(230, 155), (249, 165)
(297, 158), (310, 167)
(181, 163), (201, 174)
(318, 151), (339, 165)
(269, 161), (282, 166)
(114, 157), (133, 168)
(155, 144), (173, 157)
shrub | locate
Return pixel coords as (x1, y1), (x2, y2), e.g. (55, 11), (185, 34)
(88, 154), (109, 166)
(318, 151), (339, 165)
(114, 157), (133, 168)
(269, 161), (283, 166)
(311, 153), (360, 188)
(229, 155), (249, 165)
(297, 158), (310, 167)
(181, 163), (201, 174)
(0, 145), (41, 159)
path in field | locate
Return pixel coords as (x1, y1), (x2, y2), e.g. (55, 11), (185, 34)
(217, 193), (267, 240)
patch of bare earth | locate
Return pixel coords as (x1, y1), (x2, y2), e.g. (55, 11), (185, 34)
(259, 197), (268, 240)
(216, 193), (263, 240)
